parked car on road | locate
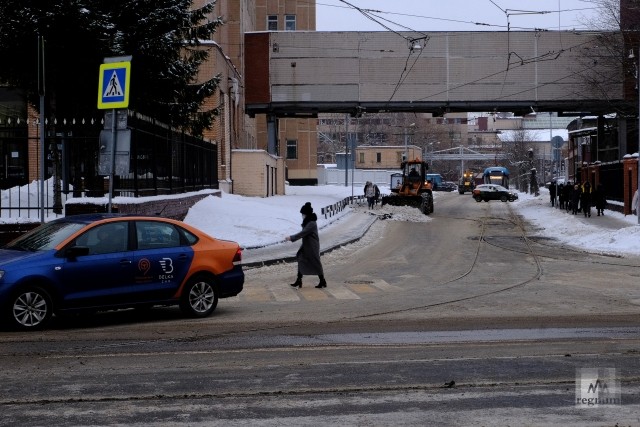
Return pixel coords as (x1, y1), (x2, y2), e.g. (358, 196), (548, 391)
(440, 181), (458, 192)
(0, 214), (244, 330)
(472, 184), (518, 202)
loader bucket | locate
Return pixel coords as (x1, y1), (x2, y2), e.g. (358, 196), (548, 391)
(381, 195), (423, 207)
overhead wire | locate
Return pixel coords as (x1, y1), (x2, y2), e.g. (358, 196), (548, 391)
(410, 37), (602, 104)
(387, 42), (427, 104)
(328, 0), (600, 110)
(336, 0), (411, 41)
(334, 0), (434, 108)
(318, 0), (598, 31)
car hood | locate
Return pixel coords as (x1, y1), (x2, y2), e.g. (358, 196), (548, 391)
(0, 249), (45, 265)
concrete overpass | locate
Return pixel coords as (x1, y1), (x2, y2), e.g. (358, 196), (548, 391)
(245, 30), (626, 119)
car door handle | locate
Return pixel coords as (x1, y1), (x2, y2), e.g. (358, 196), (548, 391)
(177, 254), (188, 261)
(120, 259), (132, 265)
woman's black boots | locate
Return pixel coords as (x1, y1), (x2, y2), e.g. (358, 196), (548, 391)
(315, 275), (327, 288)
(291, 274), (325, 288)
(290, 273), (303, 288)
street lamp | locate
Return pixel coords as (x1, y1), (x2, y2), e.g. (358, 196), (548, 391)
(404, 123), (415, 161)
(629, 48), (640, 225)
(427, 141), (440, 169)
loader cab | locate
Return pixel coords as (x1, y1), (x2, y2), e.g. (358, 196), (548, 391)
(402, 159), (427, 179)
(397, 159), (429, 194)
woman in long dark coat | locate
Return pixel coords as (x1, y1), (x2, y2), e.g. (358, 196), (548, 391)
(285, 202), (327, 288)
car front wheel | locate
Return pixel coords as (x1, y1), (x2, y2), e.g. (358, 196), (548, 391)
(180, 276), (219, 318)
(9, 286), (53, 330)
(500, 195), (508, 202)
(474, 196), (482, 202)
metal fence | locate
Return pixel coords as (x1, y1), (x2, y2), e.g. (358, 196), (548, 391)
(0, 112), (218, 220)
(0, 179), (69, 221)
(320, 195), (366, 219)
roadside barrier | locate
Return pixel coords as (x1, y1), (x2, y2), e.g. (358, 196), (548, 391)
(321, 195), (366, 218)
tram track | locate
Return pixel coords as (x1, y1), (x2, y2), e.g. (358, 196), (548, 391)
(348, 204), (545, 319)
(479, 211), (640, 268)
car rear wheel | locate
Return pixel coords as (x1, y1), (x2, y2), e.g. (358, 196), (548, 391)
(180, 276), (219, 318)
(9, 286), (53, 330)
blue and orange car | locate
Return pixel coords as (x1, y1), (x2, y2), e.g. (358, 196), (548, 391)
(0, 214), (244, 330)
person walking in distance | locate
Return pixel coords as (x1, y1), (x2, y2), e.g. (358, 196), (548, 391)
(549, 180), (557, 207)
(558, 182), (565, 209)
(571, 184), (581, 215)
(581, 181), (592, 217)
(364, 181), (379, 209)
(594, 182), (607, 216)
(564, 182), (573, 212)
(285, 202), (327, 289)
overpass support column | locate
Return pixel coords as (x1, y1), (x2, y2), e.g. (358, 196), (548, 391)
(267, 114), (279, 155)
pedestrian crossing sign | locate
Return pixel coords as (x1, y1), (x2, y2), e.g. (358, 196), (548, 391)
(97, 61), (131, 109)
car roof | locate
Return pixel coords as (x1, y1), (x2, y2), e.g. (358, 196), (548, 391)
(53, 213), (134, 224)
(51, 214), (187, 227)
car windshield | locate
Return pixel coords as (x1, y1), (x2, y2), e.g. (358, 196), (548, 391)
(4, 221), (86, 251)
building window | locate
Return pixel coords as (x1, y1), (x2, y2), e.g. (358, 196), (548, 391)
(359, 152), (365, 163)
(286, 140), (298, 159)
(377, 153), (382, 163)
(396, 152), (403, 163)
(285, 15), (296, 31)
(267, 15), (278, 31)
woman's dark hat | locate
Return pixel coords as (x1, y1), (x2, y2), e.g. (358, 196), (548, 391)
(300, 202), (313, 215)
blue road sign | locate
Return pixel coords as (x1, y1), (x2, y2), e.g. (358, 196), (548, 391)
(98, 61), (131, 109)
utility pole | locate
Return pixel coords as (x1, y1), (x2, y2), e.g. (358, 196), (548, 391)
(38, 35), (46, 223)
(345, 114), (349, 187)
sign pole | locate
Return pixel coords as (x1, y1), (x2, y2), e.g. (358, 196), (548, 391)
(98, 56), (131, 213)
(108, 109), (117, 213)
(38, 35), (46, 223)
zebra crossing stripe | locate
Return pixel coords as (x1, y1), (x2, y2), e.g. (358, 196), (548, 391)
(369, 280), (401, 291)
(325, 285), (360, 300)
(267, 284), (301, 302)
(299, 288), (330, 301)
(348, 283), (377, 294)
(233, 279), (398, 302)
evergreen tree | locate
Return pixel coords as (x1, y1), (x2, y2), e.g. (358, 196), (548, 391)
(0, 0), (222, 136)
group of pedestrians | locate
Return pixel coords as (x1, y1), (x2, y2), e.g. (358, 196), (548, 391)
(364, 181), (381, 209)
(549, 180), (607, 217)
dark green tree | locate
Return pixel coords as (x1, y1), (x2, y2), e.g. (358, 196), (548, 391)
(0, 0), (222, 136)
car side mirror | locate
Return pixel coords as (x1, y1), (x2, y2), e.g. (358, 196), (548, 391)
(64, 246), (90, 259)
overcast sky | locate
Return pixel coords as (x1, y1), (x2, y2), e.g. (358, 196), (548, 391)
(316, 0), (600, 32)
